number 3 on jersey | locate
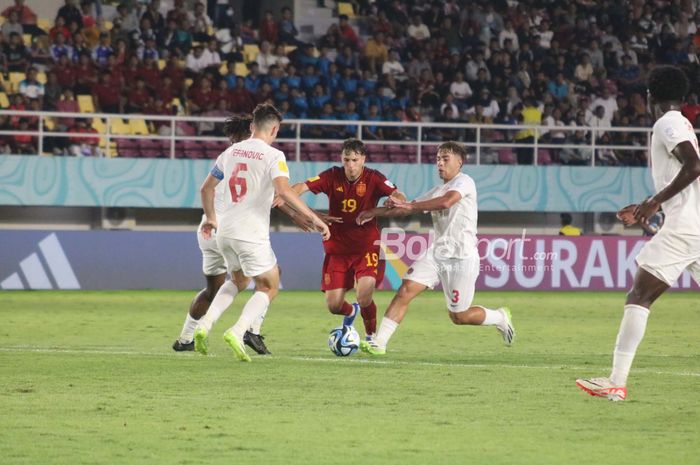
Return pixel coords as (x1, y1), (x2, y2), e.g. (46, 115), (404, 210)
(229, 162), (247, 203)
(341, 198), (357, 212)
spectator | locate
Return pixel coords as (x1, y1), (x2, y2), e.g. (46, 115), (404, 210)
(407, 15), (430, 42)
(92, 72), (122, 113)
(92, 33), (113, 68)
(382, 49), (406, 80)
(191, 2), (212, 42)
(2, 0), (41, 37)
(363, 32), (388, 76)
(591, 88), (618, 124)
(559, 213), (582, 236)
(56, 0), (82, 30)
(201, 38), (221, 72)
(499, 20), (518, 50)
(514, 98), (542, 164)
(682, 94), (700, 128)
(338, 14), (359, 48)
(141, 0), (165, 34)
(68, 118), (100, 157)
(278, 7), (302, 47)
(73, 52), (97, 94)
(1, 10), (23, 40)
(4, 32), (28, 72)
(19, 66), (44, 101)
(449, 71), (472, 109)
(259, 10), (278, 44)
(255, 40), (276, 74)
(185, 44), (208, 75)
(228, 76), (255, 113)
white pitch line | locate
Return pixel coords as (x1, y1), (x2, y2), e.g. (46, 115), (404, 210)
(1, 346), (699, 378)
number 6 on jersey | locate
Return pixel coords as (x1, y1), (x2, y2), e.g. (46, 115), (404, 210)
(229, 162), (248, 203)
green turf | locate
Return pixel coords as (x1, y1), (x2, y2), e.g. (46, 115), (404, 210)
(1, 290), (698, 465)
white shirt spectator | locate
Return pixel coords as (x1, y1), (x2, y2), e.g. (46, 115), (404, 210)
(450, 80), (472, 100)
(407, 23), (430, 41)
(591, 95), (619, 122)
(382, 59), (405, 77)
(186, 50), (209, 73)
(19, 79), (45, 99)
(255, 51), (277, 74)
(499, 28), (519, 49)
(202, 48), (222, 69)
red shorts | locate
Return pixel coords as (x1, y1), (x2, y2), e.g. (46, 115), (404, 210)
(321, 250), (386, 291)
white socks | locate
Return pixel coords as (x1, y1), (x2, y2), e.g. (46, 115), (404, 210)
(610, 304), (650, 386)
(198, 280), (240, 332)
(179, 314), (199, 343)
(249, 313), (266, 335)
(479, 307), (505, 326)
(374, 317), (399, 348)
(231, 291), (270, 339)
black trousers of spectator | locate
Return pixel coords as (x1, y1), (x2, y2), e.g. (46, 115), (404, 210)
(516, 136), (535, 165)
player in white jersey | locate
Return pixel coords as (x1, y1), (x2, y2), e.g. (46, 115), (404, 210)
(194, 104), (330, 362)
(577, 66), (700, 401)
(173, 115), (317, 355)
(354, 141), (515, 356)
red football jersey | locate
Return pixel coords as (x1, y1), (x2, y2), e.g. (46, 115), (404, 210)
(305, 166), (396, 255)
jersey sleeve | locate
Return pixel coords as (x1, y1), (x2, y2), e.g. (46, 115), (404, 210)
(305, 168), (332, 194)
(447, 175), (476, 199)
(269, 151), (290, 181)
(372, 170), (397, 197)
(210, 155), (224, 181)
(657, 118), (695, 155)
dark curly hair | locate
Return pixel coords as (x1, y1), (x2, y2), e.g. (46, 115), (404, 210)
(647, 66), (689, 103)
(223, 115), (252, 142)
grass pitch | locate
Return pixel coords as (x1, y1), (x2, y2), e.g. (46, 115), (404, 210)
(1, 290), (698, 465)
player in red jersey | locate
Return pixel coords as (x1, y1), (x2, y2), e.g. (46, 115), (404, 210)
(287, 138), (404, 340)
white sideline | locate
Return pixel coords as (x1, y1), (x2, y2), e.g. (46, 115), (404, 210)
(1, 346), (698, 378)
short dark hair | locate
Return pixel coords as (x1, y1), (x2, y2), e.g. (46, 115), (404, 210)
(252, 103), (282, 129)
(561, 213), (573, 225)
(223, 115), (252, 142)
(342, 138), (366, 156)
(648, 65), (689, 102)
(437, 141), (467, 162)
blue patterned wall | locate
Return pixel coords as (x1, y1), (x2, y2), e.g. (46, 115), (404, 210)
(0, 155), (654, 211)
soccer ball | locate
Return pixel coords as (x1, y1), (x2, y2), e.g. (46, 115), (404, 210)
(328, 325), (360, 357)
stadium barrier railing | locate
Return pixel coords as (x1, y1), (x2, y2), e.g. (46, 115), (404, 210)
(0, 110), (668, 166)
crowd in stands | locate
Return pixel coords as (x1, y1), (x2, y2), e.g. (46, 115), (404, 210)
(1, 0), (700, 165)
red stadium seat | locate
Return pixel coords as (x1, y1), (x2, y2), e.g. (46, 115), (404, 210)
(537, 149), (553, 165)
(498, 149), (516, 164)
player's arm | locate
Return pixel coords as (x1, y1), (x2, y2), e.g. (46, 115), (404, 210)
(634, 141), (700, 222)
(273, 176), (331, 240)
(271, 180), (309, 208)
(200, 174), (220, 239)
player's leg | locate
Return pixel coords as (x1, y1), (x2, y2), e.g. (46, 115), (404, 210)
(244, 265), (281, 355)
(173, 272), (226, 351)
(441, 256), (514, 346)
(355, 276), (378, 339)
(361, 278), (427, 355)
(354, 255), (386, 340)
(322, 254), (359, 325)
(576, 231), (690, 400)
(222, 240), (279, 361)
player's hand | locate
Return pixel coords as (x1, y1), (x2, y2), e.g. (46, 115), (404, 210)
(356, 210), (375, 225)
(316, 212), (343, 225)
(200, 219), (218, 239)
(633, 198), (661, 224)
(317, 222), (331, 241)
(384, 191), (406, 208)
(616, 204), (638, 226)
(391, 199), (414, 210)
(272, 195), (285, 208)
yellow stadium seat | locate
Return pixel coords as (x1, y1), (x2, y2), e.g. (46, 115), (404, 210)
(0, 92), (9, 108)
(44, 117), (55, 130)
(92, 118), (106, 134)
(234, 62), (249, 77)
(129, 118), (149, 135)
(109, 118), (131, 135)
(22, 33), (32, 46)
(8, 72), (24, 93)
(243, 44), (259, 63)
(77, 95), (95, 113)
(157, 59), (166, 70)
(185, 78), (193, 88)
(284, 45), (297, 55)
(219, 62), (228, 74)
(36, 72), (47, 84)
(103, 20), (113, 31)
(37, 18), (51, 32)
(338, 2), (355, 18)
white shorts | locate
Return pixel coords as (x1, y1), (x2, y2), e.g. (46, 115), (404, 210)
(636, 229), (700, 287)
(216, 235), (277, 278)
(404, 251), (480, 312)
(197, 228), (227, 276)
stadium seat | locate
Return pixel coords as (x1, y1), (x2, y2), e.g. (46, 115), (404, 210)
(117, 139), (140, 158)
(0, 92), (9, 108)
(129, 118), (150, 135)
(103, 20), (113, 30)
(234, 62), (249, 77)
(109, 118), (131, 135)
(44, 117), (55, 130)
(37, 18), (51, 32)
(219, 62), (228, 74)
(368, 153), (390, 163)
(308, 151), (329, 162)
(338, 2), (355, 18)
(243, 44), (259, 63)
(8, 72), (24, 93)
(498, 149), (517, 164)
(157, 59), (166, 70)
(22, 34), (31, 46)
(77, 95), (95, 113)
(177, 140), (204, 159)
(537, 149), (553, 165)
(36, 72), (47, 84)
(91, 118), (106, 134)
(139, 139), (164, 158)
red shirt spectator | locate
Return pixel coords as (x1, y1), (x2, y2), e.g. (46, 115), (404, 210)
(162, 57), (185, 90)
(74, 54), (97, 93)
(49, 17), (71, 43)
(137, 57), (161, 90)
(682, 98), (700, 128)
(54, 55), (76, 88)
(187, 78), (215, 113)
(92, 73), (122, 112)
(228, 78), (255, 113)
(56, 89), (80, 128)
(1, 0), (37, 26)
(122, 55), (141, 88)
(127, 78), (151, 112)
(259, 10), (278, 44)
(339, 15), (360, 48)
(69, 123), (99, 145)
(158, 76), (178, 104)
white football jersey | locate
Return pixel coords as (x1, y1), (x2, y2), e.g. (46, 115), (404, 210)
(650, 110), (700, 235)
(416, 172), (478, 259)
(210, 138), (289, 242)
